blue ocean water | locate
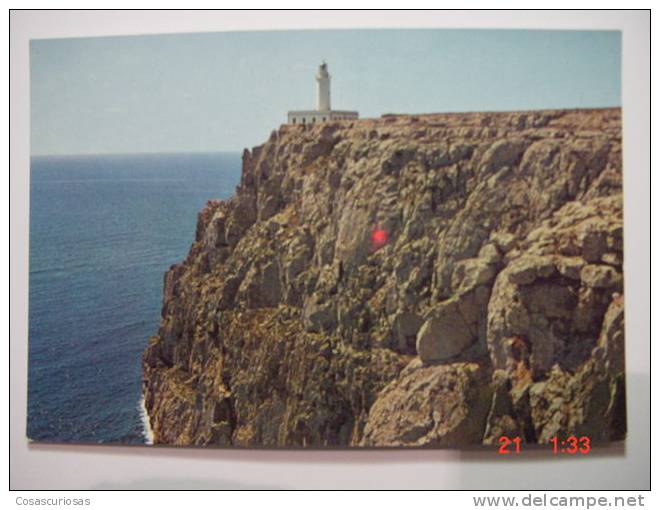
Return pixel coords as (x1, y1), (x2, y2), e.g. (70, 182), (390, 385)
(27, 152), (242, 444)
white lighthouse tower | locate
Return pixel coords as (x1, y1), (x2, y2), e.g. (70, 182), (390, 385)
(316, 62), (331, 111)
(287, 62), (358, 125)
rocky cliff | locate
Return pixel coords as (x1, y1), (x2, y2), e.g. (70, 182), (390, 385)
(142, 108), (625, 447)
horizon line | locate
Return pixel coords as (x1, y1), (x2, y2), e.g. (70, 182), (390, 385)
(31, 104), (622, 158)
(30, 149), (245, 158)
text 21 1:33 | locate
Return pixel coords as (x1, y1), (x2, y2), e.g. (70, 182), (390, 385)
(498, 435), (591, 455)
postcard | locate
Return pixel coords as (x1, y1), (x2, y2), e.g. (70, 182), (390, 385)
(28, 27), (624, 449)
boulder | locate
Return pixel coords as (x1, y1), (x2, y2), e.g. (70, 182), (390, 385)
(361, 360), (492, 447)
(416, 298), (475, 363)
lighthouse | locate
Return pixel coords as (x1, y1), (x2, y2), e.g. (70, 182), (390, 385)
(287, 62), (358, 125)
(316, 62), (331, 111)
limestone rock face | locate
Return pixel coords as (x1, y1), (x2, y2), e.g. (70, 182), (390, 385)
(361, 360), (492, 447)
(487, 196), (623, 379)
(483, 370), (525, 445)
(527, 361), (626, 443)
(143, 108), (625, 447)
(598, 295), (625, 375)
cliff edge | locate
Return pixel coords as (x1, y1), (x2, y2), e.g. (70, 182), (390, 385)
(142, 108), (625, 447)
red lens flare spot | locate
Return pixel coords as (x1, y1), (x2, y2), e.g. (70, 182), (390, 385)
(371, 228), (388, 251)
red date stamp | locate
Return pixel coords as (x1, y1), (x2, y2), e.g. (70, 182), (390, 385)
(498, 435), (522, 454)
(497, 435), (592, 455)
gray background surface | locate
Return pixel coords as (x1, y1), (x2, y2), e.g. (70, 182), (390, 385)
(10, 10), (650, 490)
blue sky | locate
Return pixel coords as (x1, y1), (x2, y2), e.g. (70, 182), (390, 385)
(30, 28), (621, 155)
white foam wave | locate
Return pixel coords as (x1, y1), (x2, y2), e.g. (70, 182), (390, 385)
(138, 394), (154, 445)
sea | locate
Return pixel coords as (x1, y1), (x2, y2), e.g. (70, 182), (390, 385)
(27, 152), (242, 444)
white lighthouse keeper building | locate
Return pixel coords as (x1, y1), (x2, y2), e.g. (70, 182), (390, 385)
(287, 62), (359, 125)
